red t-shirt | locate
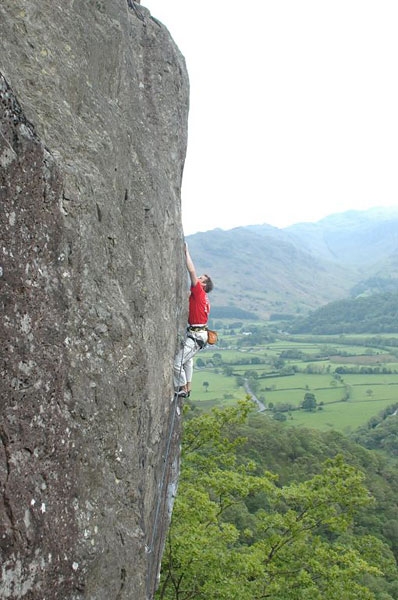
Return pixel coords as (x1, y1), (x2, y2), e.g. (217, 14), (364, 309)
(188, 281), (210, 325)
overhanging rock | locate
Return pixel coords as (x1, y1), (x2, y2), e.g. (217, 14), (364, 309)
(0, 2), (189, 598)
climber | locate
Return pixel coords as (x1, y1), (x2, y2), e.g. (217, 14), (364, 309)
(174, 243), (214, 398)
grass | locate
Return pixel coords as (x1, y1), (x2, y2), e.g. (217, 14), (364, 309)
(284, 397), (397, 433)
(191, 369), (244, 404)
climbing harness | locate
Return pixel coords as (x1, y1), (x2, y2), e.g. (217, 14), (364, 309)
(187, 333), (206, 349)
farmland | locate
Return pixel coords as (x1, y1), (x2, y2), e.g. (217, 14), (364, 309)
(189, 328), (398, 432)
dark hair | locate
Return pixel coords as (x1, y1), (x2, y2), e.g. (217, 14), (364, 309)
(204, 274), (214, 293)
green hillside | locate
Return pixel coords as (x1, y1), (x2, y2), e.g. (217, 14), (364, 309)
(291, 292), (398, 334)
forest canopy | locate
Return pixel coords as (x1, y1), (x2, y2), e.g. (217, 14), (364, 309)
(156, 401), (398, 600)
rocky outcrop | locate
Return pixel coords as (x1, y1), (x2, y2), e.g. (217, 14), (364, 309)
(0, 2), (189, 598)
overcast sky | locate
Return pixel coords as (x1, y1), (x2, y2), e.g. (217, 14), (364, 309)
(144, 0), (398, 235)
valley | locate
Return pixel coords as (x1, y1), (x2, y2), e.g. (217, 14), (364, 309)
(189, 326), (398, 434)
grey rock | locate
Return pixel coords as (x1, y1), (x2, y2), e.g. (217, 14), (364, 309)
(0, 1), (189, 598)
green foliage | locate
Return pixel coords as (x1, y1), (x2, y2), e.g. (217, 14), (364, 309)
(302, 392), (317, 411)
(351, 403), (398, 456)
(156, 404), (397, 599)
(273, 411), (287, 422)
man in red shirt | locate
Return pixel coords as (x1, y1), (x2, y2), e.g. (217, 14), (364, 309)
(174, 243), (214, 397)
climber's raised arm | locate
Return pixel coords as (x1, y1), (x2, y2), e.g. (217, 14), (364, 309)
(185, 243), (198, 287)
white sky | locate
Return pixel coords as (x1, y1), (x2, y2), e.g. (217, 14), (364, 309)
(144, 0), (398, 235)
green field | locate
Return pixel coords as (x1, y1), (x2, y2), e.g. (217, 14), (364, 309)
(284, 397), (398, 433)
(190, 333), (398, 432)
(191, 369), (245, 407)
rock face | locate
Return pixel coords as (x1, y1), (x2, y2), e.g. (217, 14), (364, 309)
(0, 2), (189, 598)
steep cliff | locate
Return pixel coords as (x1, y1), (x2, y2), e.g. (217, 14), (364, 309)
(0, 2), (189, 598)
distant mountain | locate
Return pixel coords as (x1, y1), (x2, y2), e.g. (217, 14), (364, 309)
(186, 207), (398, 320)
(285, 207), (398, 266)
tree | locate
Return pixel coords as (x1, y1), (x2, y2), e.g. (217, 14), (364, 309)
(273, 411), (287, 422)
(302, 392), (317, 411)
(212, 353), (223, 367)
(156, 403), (392, 600)
(236, 376), (244, 388)
(223, 366), (234, 377)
